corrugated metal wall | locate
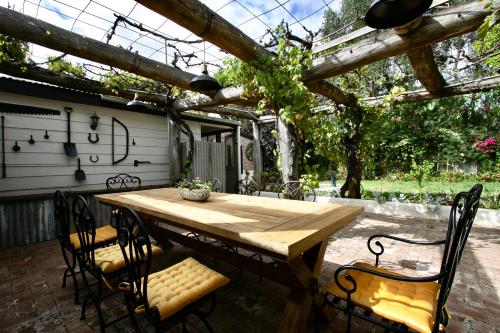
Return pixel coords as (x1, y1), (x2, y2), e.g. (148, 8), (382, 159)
(0, 195), (111, 249)
(181, 141), (226, 192)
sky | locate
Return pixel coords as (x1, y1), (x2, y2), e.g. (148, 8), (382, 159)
(0, 0), (342, 77)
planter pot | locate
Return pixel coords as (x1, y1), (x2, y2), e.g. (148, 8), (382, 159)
(178, 187), (211, 202)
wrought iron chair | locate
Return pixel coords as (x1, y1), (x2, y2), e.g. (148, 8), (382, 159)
(54, 190), (117, 304)
(106, 173), (141, 192)
(238, 178), (261, 196)
(206, 177), (223, 192)
(325, 184), (483, 333)
(116, 206), (230, 332)
(278, 181), (316, 201)
(72, 195), (162, 332)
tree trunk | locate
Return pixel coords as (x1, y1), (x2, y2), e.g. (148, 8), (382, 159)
(340, 105), (363, 199)
(340, 136), (362, 198)
(277, 117), (296, 183)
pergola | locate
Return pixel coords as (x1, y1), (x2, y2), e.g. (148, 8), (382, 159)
(0, 0), (497, 185)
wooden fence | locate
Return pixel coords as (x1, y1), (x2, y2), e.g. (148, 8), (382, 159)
(181, 141), (226, 192)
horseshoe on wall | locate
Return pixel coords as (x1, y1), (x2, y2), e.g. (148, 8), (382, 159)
(112, 117), (129, 165)
(89, 155), (99, 163)
(88, 133), (99, 143)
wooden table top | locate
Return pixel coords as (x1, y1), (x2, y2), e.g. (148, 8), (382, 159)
(95, 188), (363, 261)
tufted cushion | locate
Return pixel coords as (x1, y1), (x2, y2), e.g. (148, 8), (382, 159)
(146, 257), (230, 320)
(93, 243), (162, 274)
(69, 225), (117, 250)
(327, 262), (440, 333)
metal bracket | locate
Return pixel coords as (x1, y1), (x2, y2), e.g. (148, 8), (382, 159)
(88, 133), (99, 143)
(112, 117), (129, 165)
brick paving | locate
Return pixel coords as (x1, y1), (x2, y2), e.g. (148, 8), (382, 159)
(0, 213), (498, 333)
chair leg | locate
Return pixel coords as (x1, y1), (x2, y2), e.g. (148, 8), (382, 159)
(94, 277), (106, 333)
(124, 293), (140, 333)
(345, 309), (352, 333)
(193, 310), (214, 333)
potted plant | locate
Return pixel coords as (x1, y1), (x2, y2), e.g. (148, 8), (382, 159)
(177, 178), (213, 201)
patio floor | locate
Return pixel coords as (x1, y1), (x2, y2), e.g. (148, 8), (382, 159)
(0, 213), (498, 333)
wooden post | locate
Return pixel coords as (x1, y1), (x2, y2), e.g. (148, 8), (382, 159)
(168, 115), (180, 184)
(277, 117), (295, 183)
(252, 121), (262, 185)
(406, 45), (446, 94)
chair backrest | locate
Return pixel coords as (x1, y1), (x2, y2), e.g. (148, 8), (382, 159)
(278, 181), (316, 202)
(72, 195), (97, 267)
(239, 179), (260, 196)
(115, 207), (157, 319)
(54, 190), (71, 246)
(106, 173), (141, 192)
(434, 184), (482, 329)
(206, 177), (222, 192)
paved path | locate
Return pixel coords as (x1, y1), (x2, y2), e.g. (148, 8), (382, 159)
(0, 213), (498, 332)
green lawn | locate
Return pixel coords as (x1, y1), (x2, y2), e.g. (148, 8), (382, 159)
(319, 179), (500, 209)
(320, 179), (500, 195)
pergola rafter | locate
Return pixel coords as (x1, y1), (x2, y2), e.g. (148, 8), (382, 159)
(0, 0), (493, 113)
(305, 1), (490, 82)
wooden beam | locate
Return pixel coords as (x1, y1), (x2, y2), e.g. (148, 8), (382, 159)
(135, 0), (269, 64)
(364, 75), (500, 105)
(406, 45), (446, 94)
(173, 86), (254, 110)
(195, 106), (257, 120)
(0, 7), (196, 91)
(304, 0), (490, 82)
(134, 0), (355, 106)
(312, 0), (452, 54)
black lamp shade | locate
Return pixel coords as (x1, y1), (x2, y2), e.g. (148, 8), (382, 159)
(189, 73), (221, 91)
(364, 0), (432, 29)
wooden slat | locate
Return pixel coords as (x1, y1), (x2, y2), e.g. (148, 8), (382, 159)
(312, 0), (452, 54)
(304, 1), (490, 82)
(95, 188), (363, 260)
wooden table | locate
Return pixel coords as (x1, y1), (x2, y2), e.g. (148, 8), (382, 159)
(95, 188), (363, 332)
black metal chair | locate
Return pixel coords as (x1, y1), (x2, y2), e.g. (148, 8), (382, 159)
(106, 173), (141, 192)
(325, 184), (483, 333)
(72, 195), (162, 332)
(238, 178), (261, 196)
(278, 181), (316, 201)
(206, 177), (223, 192)
(54, 191), (117, 304)
(116, 206), (230, 332)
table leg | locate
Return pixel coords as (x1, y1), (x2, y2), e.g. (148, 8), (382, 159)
(278, 239), (328, 333)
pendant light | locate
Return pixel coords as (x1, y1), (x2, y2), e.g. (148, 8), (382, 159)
(189, 42), (221, 91)
(127, 92), (149, 110)
(364, 0), (432, 29)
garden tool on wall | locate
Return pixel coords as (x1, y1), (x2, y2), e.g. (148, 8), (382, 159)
(75, 158), (86, 181)
(112, 117), (129, 165)
(63, 107), (78, 156)
(0, 103), (60, 178)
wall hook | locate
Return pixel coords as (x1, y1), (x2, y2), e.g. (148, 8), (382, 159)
(89, 155), (99, 163)
(88, 133), (99, 143)
(13, 141), (20, 152)
(44, 130), (49, 139)
(132, 138), (136, 145)
(29, 135), (35, 144)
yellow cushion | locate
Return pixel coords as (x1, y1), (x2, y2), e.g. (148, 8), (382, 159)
(146, 257), (230, 320)
(94, 243), (163, 274)
(69, 225), (117, 250)
(327, 262), (440, 333)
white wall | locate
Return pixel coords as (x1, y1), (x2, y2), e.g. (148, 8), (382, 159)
(0, 92), (170, 197)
